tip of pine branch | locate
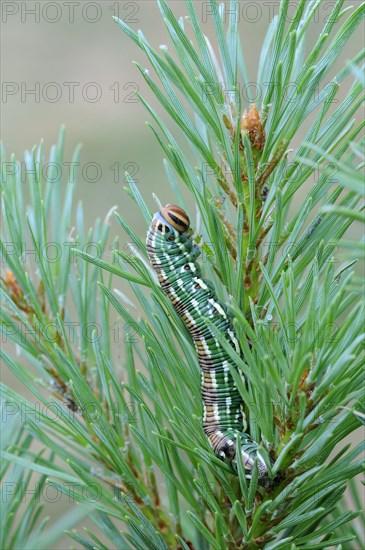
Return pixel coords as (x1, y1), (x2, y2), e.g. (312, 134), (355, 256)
(241, 104), (266, 151)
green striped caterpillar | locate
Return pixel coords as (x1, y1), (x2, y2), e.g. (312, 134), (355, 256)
(146, 204), (267, 480)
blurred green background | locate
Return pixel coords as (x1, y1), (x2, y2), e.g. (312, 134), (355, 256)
(1, 1), (363, 547)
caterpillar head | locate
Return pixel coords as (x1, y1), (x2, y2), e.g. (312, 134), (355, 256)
(160, 204), (190, 233)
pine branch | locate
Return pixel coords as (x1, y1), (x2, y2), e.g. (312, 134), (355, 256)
(1, 1), (364, 548)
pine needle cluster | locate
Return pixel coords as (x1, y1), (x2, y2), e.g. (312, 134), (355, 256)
(1, 1), (364, 548)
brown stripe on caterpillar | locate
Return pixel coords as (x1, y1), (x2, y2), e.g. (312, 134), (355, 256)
(201, 370), (216, 389)
(206, 432), (236, 460)
(160, 204), (190, 233)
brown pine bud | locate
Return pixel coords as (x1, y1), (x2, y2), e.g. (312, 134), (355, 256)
(1, 270), (33, 314)
(241, 104), (266, 150)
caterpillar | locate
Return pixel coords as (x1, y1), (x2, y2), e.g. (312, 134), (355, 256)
(146, 204), (267, 480)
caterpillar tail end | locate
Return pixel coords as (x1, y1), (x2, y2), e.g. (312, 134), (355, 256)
(231, 433), (269, 485)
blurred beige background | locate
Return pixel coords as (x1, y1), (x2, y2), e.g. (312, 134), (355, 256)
(1, 1), (363, 548)
(2, 0), (361, 235)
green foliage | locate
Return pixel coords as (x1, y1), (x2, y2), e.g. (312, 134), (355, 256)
(1, 1), (364, 548)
